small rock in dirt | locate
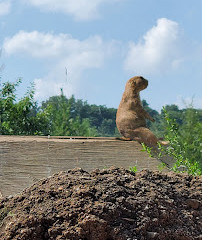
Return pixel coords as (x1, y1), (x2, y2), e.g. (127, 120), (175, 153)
(147, 232), (158, 239)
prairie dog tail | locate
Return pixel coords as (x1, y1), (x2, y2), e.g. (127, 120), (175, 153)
(124, 127), (159, 147)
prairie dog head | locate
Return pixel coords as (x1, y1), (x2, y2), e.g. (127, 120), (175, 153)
(125, 76), (148, 94)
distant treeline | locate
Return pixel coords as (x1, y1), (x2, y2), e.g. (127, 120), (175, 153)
(0, 80), (118, 137)
(0, 80), (201, 138)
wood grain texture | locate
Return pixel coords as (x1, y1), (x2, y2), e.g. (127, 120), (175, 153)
(0, 136), (162, 196)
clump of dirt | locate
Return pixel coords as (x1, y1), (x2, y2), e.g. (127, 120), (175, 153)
(0, 167), (201, 240)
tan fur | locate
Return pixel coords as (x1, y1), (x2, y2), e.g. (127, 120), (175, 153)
(116, 76), (159, 147)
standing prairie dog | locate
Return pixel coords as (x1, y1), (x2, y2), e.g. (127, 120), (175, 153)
(116, 76), (159, 147)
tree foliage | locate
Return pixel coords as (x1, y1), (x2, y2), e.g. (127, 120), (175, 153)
(41, 93), (118, 137)
(41, 90), (97, 136)
(0, 80), (49, 135)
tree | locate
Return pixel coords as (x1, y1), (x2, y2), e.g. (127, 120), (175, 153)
(0, 80), (49, 135)
(42, 90), (98, 136)
(42, 95), (118, 137)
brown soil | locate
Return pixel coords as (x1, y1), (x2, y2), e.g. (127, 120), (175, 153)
(0, 167), (201, 240)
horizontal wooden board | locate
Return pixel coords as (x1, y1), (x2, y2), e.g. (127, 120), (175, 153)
(0, 136), (169, 197)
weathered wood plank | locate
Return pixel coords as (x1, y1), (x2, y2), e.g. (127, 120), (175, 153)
(0, 136), (162, 196)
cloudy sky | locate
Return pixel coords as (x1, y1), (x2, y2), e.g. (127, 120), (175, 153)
(0, 0), (202, 111)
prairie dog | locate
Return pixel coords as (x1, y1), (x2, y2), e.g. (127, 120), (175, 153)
(116, 76), (159, 147)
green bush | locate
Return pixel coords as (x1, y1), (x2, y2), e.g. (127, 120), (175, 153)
(143, 107), (201, 176)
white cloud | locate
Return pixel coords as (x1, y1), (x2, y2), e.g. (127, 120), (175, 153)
(124, 18), (183, 75)
(4, 31), (81, 58)
(3, 31), (114, 99)
(0, 1), (11, 16)
(24, 0), (122, 21)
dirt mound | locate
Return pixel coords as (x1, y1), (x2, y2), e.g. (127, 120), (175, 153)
(0, 167), (201, 240)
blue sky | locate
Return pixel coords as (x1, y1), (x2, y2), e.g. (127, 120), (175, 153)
(0, 0), (202, 111)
